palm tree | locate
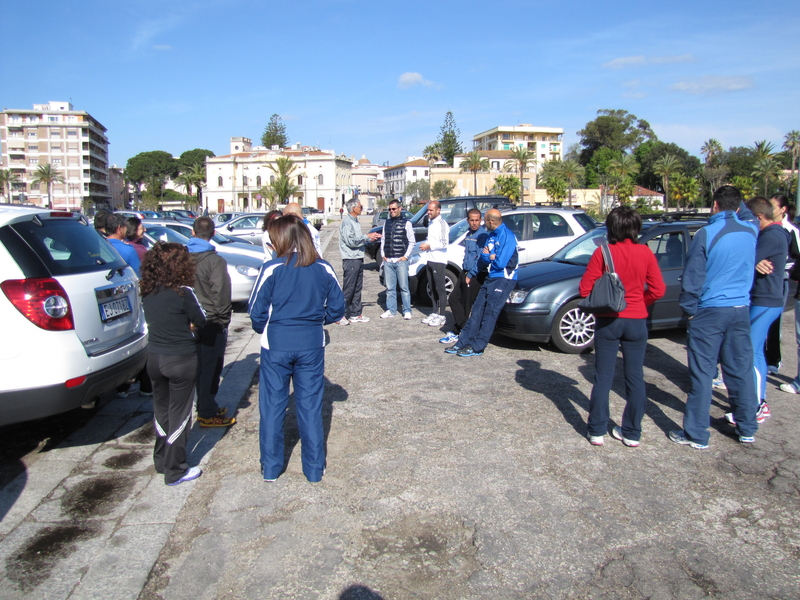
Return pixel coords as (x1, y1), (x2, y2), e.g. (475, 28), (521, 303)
(459, 151), (490, 196)
(267, 156), (300, 204)
(0, 169), (20, 201)
(560, 159), (585, 207)
(752, 140), (775, 161)
(30, 164), (65, 209)
(187, 164), (206, 210)
(672, 174), (701, 208)
(752, 156), (783, 196)
(783, 130), (800, 192)
(507, 147), (534, 205)
(490, 175), (521, 202)
(700, 139), (723, 166)
(423, 143), (443, 166)
(653, 154), (683, 211)
(607, 155), (638, 206)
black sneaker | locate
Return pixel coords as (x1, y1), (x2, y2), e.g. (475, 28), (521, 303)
(444, 345), (461, 354)
(456, 345), (483, 357)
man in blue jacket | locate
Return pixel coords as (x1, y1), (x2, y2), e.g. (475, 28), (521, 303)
(446, 209), (517, 357)
(670, 185), (759, 449)
(440, 209), (489, 344)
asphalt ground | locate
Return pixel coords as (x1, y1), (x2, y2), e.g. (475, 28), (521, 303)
(1, 217), (799, 599)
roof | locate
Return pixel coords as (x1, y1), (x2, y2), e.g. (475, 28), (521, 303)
(632, 186), (663, 196)
(385, 159), (429, 170)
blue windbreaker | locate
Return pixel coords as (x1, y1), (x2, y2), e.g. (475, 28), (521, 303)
(478, 222), (518, 280)
(462, 226), (489, 278)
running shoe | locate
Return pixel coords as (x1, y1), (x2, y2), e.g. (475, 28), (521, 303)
(349, 315), (370, 323)
(380, 310), (395, 319)
(403, 312), (412, 320)
(611, 426), (640, 447)
(779, 382), (799, 394)
(439, 332), (459, 344)
(588, 434), (605, 446)
(456, 345), (483, 357)
(167, 466), (202, 486)
(197, 415), (236, 428)
(669, 430), (708, 449)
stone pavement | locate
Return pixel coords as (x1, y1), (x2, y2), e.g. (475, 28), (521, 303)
(2, 217), (800, 599)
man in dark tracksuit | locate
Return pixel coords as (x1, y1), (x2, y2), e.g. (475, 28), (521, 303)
(671, 186), (759, 449)
(188, 217), (236, 427)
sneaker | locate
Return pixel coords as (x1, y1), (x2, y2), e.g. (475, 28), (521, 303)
(780, 382), (799, 394)
(338, 318), (350, 326)
(349, 315), (370, 323)
(439, 332), (459, 344)
(669, 430), (708, 450)
(612, 426), (641, 447)
(197, 415), (236, 428)
(767, 364), (780, 374)
(421, 314), (435, 324)
(739, 435), (755, 444)
(264, 476), (277, 482)
(456, 344), (484, 357)
(380, 310), (395, 319)
(444, 345), (461, 355)
(167, 466), (202, 486)
(428, 314), (445, 327)
(403, 312), (412, 320)
(712, 376), (726, 390)
(756, 401), (771, 423)
(588, 434), (605, 446)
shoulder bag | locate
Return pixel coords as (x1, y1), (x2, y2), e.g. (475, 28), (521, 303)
(578, 244), (627, 314)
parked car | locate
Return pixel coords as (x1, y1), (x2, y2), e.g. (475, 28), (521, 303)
(222, 213), (268, 245)
(0, 207), (148, 426)
(143, 220), (265, 261)
(371, 210), (413, 229)
(406, 207), (597, 304)
(171, 209), (198, 219)
(141, 225), (262, 303)
(212, 212), (245, 226)
(301, 206), (325, 229)
(494, 219), (706, 353)
(115, 210), (161, 220)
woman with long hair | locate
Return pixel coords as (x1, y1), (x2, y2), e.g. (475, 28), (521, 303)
(261, 210), (284, 259)
(249, 214), (345, 482)
(579, 207), (665, 447)
(141, 242), (207, 486)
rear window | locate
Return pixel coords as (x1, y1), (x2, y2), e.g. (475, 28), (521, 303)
(573, 212), (598, 232)
(4, 216), (125, 276)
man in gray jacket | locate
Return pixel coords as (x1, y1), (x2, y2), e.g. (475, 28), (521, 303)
(188, 217), (235, 427)
(339, 198), (380, 324)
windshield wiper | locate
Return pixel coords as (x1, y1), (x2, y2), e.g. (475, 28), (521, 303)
(554, 259), (587, 266)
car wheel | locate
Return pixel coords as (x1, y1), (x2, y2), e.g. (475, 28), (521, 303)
(550, 299), (595, 353)
(426, 268), (457, 304)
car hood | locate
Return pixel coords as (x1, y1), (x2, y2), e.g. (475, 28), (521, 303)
(515, 260), (586, 289)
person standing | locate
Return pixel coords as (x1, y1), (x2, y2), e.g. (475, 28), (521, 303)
(284, 202), (321, 255)
(338, 198), (380, 324)
(187, 216), (236, 427)
(440, 209), (488, 344)
(261, 210), (283, 259)
(124, 217), (147, 263)
(445, 209), (517, 357)
(671, 185), (759, 449)
(419, 201), (450, 327)
(579, 207), (665, 447)
(249, 214), (345, 482)
(380, 200), (415, 320)
(141, 242), (206, 486)
(105, 213), (141, 276)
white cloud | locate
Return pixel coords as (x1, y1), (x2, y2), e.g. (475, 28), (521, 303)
(603, 54), (696, 69)
(130, 17), (180, 52)
(670, 76), (754, 95)
(397, 72), (434, 90)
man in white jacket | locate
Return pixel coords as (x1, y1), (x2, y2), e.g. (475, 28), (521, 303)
(419, 201), (450, 327)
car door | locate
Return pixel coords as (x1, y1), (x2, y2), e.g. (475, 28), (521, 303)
(501, 212), (530, 262)
(524, 213), (575, 263)
(226, 215), (264, 244)
(644, 228), (689, 328)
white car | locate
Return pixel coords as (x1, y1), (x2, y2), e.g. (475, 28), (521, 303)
(0, 207), (148, 426)
(407, 207), (597, 303)
(143, 219), (265, 261)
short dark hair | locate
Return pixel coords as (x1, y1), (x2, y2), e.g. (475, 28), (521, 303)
(606, 206), (641, 244)
(125, 216), (142, 241)
(105, 213), (127, 234)
(388, 200), (401, 208)
(193, 216), (215, 240)
(261, 210), (283, 231)
(747, 197), (773, 221)
(267, 214), (318, 266)
(714, 185), (742, 212)
(94, 210), (111, 233)
(467, 208), (481, 219)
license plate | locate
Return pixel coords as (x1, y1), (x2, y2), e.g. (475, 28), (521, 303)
(100, 297), (132, 321)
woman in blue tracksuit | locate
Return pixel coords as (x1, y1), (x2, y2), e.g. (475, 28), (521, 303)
(249, 214), (345, 482)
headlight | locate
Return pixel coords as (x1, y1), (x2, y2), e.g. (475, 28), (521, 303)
(235, 265), (260, 277)
(506, 289), (529, 304)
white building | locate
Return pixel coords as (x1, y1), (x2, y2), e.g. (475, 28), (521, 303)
(0, 101), (111, 209)
(349, 156), (384, 211)
(384, 157), (429, 205)
(203, 138), (353, 215)
(472, 124), (564, 163)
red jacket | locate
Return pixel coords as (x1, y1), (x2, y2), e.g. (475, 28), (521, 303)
(579, 239), (666, 319)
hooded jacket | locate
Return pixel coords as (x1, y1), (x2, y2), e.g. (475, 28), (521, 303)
(187, 237), (232, 327)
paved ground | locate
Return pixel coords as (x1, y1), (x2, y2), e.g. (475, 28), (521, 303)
(1, 217), (799, 599)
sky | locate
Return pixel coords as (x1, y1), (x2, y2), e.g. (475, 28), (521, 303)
(2, 0), (798, 169)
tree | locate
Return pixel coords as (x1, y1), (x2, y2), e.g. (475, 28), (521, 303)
(431, 179), (456, 200)
(506, 147), (535, 205)
(731, 176), (758, 200)
(539, 172), (567, 203)
(719, 146), (757, 180)
(405, 179), (431, 204)
(31, 164), (65, 208)
(423, 143), (443, 165)
(653, 154), (683, 210)
(178, 149), (214, 173)
(560, 159), (585, 207)
(125, 151), (179, 189)
(174, 164), (206, 209)
(752, 140), (775, 161)
(434, 111), (464, 167)
(783, 130), (800, 191)
(459, 151), (490, 196)
(577, 109), (655, 165)
(752, 156), (783, 196)
(261, 114), (289, 149)
(634, 140), (700, 193)
(268, 157), (300, 204)
(141, 174), (166, 210)
(672, 174), (701, 208)
(490, 175), (521, 202)
(0, 169), (20, 201)
(700, 139), (723, 167)
(608, 155), (639, 207)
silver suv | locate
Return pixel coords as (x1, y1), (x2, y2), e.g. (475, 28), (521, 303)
(0, 207), (148, 426)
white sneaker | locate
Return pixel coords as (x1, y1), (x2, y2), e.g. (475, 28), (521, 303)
(380, 310), (395, 319)
(421, 314), (435, 324)
(779, 382), (799, 394)
(338, 318), (350, 326)
(588, 434), (604, 446)
(403, 312), (412, 320)
(350, 315), (370, 323)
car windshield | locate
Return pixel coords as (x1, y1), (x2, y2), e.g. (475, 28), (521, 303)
(551, 228), (609, 265)
(143, 226), (191, 246)
(449, 218), (472, 243)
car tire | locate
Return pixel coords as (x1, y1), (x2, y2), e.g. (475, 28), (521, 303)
(550, 299), (595, 353)
(426, 268), (457, 305)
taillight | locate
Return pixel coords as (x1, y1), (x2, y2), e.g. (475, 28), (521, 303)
(1, 278), (75, 331)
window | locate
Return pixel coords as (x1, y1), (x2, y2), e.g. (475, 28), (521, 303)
(218, 176), (223, 187)
(29, 158), (38, 165)
(270, 175), (275, 184)
(491, 161), (500, 170)
(318, 174), (323, 185)
(531, 214), (573, 240)
(67, 130), (77, 136)
(53, 158), (62, 165)
(28, 145), (37, 151)
(297, 175), (303, 184)
(49, 116), (58, 122)
(424, 170), (428, 176)
(502, 133), (511, 140)
(256, 175), (261, 186)
(28, 132), (37, 138)
(51, 145), (62, 152)
(504, 213), (527, 240)
(243, 175), (248, 186)
(51, 130), (61, 137)
(648, 231), (685, 269)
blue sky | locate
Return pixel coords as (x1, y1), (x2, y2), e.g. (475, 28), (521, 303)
(2, 0), (797, 168)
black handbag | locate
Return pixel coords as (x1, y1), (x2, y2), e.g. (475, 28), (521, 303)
(578, 244), (627, 314)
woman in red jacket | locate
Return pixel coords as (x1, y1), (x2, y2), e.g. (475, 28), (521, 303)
(579, 207), (666, 447)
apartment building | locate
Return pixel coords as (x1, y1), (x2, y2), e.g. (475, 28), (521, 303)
(0, 101), (111, 209)
(384, 158), (428, 204)
(203, 137), (353, 214)
(472, 124), (564, 163)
